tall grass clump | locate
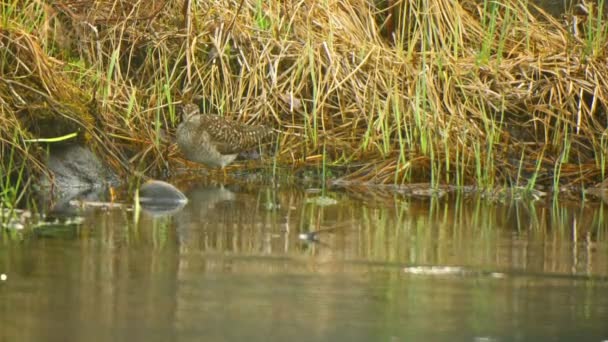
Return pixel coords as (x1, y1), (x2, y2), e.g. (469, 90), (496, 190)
(0, 0), (607, 197)
(0, 129), (28, 209)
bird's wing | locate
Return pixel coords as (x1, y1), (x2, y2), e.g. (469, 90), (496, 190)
(200, 115), (272, 154)
(200, 115), (245, 154)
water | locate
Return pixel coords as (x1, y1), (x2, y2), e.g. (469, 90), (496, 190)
(2, 183), (608, 341)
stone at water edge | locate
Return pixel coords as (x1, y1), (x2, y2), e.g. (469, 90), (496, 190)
(138, 180), (188, 205)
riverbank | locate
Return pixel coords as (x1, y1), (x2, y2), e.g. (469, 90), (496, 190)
(2, 0), (608, 206)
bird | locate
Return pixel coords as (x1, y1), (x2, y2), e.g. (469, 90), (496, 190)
(176, 103), (273, 168)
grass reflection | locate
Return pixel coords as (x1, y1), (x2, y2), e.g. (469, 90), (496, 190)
(3, 185), (607, 277)
(1, 186), (608, 342)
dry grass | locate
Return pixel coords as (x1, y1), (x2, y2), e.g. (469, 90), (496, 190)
(1, 0), (608, 197)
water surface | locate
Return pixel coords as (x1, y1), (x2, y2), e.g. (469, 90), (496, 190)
(1, 183), (608, 341)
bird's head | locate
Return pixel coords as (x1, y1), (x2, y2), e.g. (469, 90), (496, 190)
(181, 103), (200, 121)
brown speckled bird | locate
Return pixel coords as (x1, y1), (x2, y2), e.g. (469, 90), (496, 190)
(176, 104), (272, 168)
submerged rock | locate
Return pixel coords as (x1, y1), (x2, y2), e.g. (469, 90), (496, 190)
(38, 144), (119, 192)
(139, 180), (188, 204)
(35, 144), (120, 214)
(138, 180), (188, 216)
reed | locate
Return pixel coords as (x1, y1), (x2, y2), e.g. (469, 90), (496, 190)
(1, 131), (27, 209)
(0, 0), (607, 203)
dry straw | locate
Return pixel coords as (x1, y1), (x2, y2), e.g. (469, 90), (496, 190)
(1, 0), (607, 194)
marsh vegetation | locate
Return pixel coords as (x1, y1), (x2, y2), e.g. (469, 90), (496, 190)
(1, 0), (608, 207)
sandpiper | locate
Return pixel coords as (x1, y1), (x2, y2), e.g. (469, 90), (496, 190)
(176, 104), (272, 168)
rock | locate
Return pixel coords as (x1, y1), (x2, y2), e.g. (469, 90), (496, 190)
(138, 180), (188, 216)
(39, 144), (119, 192)
(35, 144), (119, 215)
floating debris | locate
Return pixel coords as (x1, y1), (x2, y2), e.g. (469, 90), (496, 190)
(1, 206), (88, 231)
(1, 208), (32, 230)
(403, 266), (506, 278)
(298, 232), (319, 242)
(32, 216), (85, 229)
(69, 200), (127, 209)
(264, 201), (281, 210)
(298, 221), (353, 242)
(404, 266), (470, 275)
(305, 196), (338, 206)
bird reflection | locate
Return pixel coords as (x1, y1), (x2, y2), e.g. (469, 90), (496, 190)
(184, 185), (236, 216)
(173, 184), (237, 245)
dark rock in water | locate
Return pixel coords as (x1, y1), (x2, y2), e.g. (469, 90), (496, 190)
(138, 180), (188, 216)
(36, 144), (120, 214)
(139, 180), (188, 204)
(39, 144), (119, 192)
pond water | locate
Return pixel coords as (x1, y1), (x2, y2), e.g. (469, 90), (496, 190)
(1, 182), (608, 341)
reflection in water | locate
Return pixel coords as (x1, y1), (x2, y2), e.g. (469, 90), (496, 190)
(173, 185), (237, 245)
(1, 185), (608, 341)
(138, 180), (188, 217)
